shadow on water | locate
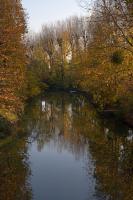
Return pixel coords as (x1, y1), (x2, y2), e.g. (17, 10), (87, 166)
(0, 91), (133, 200)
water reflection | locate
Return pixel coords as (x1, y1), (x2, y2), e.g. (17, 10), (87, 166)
(0, 92), (133, 200)
(0, 134), (32, 200)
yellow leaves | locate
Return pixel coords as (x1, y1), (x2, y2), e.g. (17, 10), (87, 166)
(0, 108), (18, 122)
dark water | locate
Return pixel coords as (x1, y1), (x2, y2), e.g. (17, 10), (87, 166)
(0, 92), (133, 200)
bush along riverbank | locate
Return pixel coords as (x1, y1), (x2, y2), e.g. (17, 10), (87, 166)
(45, 85), (133, 127)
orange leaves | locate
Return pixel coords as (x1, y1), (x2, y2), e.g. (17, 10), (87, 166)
(0, 0), (27, 122)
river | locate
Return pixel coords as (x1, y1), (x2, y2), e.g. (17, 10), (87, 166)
(0, 91), (133, 200)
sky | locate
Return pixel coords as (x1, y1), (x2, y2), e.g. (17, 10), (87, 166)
(22, 0), (85, 32)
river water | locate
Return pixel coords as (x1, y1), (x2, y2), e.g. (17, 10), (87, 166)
(0, 92), (133, 200)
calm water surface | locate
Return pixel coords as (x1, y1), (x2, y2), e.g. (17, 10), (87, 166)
(0, 92), (133, 200)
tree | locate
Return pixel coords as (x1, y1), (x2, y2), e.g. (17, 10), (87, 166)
(0, 0), (27, 122)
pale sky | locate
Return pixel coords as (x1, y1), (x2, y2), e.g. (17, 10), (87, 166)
(22, 0), (85, 32)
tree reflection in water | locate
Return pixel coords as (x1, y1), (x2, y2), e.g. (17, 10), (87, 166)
(0, 134), (32, 200)
(0, 92), (133, 200)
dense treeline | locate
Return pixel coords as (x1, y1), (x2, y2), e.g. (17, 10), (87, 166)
(0, 0), (133, 125)
(0, 0), (27, 122)
(27, 0), (133, 123)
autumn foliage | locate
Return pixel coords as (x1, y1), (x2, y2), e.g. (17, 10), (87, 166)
(0, 0), (27, 122)
(0, 0), (133, 124)
(27, 0), (133, 123)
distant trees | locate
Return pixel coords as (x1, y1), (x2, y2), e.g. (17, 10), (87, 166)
(0, 0), (132, 124)
(0, 0), (27, 121)
(27, 0), (133, 119)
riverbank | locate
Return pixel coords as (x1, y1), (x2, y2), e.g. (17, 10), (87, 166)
(45, 84), (133, 127)
(0, 85), (132, 140)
